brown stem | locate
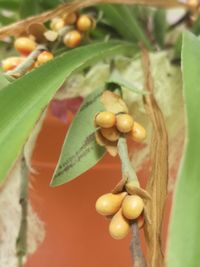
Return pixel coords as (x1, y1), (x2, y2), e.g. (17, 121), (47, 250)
(0, 0), (188, 40)
(130, 222), (147, 267)
(141, 48), (168, 267)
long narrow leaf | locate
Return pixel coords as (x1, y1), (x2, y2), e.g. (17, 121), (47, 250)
(167, 32), (200, 267)
(51, 87), (106, 186)
(0, 41), (136, 184)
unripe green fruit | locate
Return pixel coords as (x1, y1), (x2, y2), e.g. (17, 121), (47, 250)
(95, 192), (127, 216)
(109, 209), (130, 240)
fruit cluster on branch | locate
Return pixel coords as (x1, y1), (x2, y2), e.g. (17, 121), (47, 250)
(96, 191), (145, 240)
(1, 11), (95, 77)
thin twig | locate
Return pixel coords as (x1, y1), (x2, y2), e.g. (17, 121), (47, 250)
(0, 0), (188, 40)
(16, 157), (29, 267)
(5, 45), (46, 79)
(117, 135), (147, 267)
(130, 222), (147, 267)
(117, 135), (138, 182)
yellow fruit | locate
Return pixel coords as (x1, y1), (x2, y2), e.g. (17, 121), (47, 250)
(76, 15), (93, 32)
(95, 112), (116, 128)
(14, 37), (37, 55)
(122, 195), (144, 220)
(95, 192), (127, 216)
(1, 57), (24, 71)
(109, 209), (130, 240)
(63, 12), (77, 24)
(36, 51), (54, 66)
(116, 114), (134, 133)
(130, 122), (146, 142)
(100, 127), (119, 142)
(50, 17), (65, 31)
(63, 30), (82, 48)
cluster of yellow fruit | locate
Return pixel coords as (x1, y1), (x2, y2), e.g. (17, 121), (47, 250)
(96, 191), (144, 240)
(2, 36), (54, 72)
(1, 12), (95, 73)
(95, 111), (146, 143)
(50, 13), (95, 48)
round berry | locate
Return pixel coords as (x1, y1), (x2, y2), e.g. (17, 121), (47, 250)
(130, 122), (146, 142)
(36, 51), (54, 66)
(1, 57), (24, 71)
(95, 111), (116, 128)
(76, 15), (93, 32)
(50, 17), (65, 31)
(63, 12), (77, 24)
(116, 114), (134, 133)
(63, 30), (82, 48)
(100, 127), (119, 142)
(122, 195), (144, 220)
(14, 37), (37, 55)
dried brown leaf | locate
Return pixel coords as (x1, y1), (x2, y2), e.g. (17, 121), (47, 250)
(0, 0), (185, 40)
(142, 48), (168, 267)
(101, 90), (128, 114)
(95, 130), (118, 157)
(27, 23), (47, 43)
(125, 183), (152, 200)
(111, 177), (127, 193)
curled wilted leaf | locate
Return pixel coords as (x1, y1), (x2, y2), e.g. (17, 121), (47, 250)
(125, 181), (151, 200)
(111, 177), (127, 194)
(27, 23), (47, 43)
(101, 90), (129, 114)
(95, 130), (118, 157)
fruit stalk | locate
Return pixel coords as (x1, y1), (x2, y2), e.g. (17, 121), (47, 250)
(5, 44), (46, 78)
(117, 135), (147, 266)
(130, 222), (147, 267)
(117, 135), (138, 182)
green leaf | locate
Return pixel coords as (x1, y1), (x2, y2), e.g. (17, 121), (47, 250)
(108, 72), (147, 95)
(0, 41), (136, 185)
(99, 4), (136, 43)
(20, 0), (41, 18)
(51, 87), (106, 186)
(98, 4), (152, 49)
(167, 32), (200, 267)
(114, 5), (152, 50)
(0, 72), (10, 89)
(153, 9), (167, 48)
(0, 0), (19, 10)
